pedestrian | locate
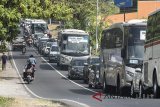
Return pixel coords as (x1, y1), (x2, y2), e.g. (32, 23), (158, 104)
(1, 52), (7, 71)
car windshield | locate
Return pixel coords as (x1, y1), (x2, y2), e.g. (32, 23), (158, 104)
(72, 60), (87, 66)
(90, 58), (100, 65)
(47, 43), (52, 47)
(51, 46), (59, 51)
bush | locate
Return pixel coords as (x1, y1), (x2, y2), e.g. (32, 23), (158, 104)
(0, 42), (8, 52)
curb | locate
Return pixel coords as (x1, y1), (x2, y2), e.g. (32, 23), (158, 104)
(8, 44), (89, 107)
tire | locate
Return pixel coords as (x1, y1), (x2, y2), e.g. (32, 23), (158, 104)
(89, 84), (92, 88)
(84, 78), (88, 84)
(57, 61), (60, 66)
(49, 57), (52, 63)
(139, 82), (144, 98)
(83, 79), (87, 83)
(27, 77), (30, 84)
(102, 75), (107, 93)
(153, 74), (160, 98)
(69, 75), (73, 80)
(12, 47), (15, 51)
(94, 84), (98, 89)
(68, 71), (72, 79)
(131, 82), (136, 98)
(116, 76), (120, 96)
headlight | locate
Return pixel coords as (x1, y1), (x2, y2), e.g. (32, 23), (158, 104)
(126, 71), (134, 77)
(96, 74), (99, 78)
(71, 67), (76, 71)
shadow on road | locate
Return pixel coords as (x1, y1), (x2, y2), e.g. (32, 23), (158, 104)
(39, 64), (53, 70)
(17, 82), (33, 85)
(69, 89), (94, 95)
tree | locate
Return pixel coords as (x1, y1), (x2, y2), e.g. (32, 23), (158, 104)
(64, 0), (119, 54)
(0, 0), (73, 42)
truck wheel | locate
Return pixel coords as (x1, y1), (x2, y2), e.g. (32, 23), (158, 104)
(153, 74), (160, 98)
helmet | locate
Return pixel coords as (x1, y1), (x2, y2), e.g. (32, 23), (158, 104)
(30, 55), (33, 57)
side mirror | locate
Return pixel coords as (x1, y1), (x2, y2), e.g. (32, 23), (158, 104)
(84, 63), (88, 66)
(135, 68), (142, 73)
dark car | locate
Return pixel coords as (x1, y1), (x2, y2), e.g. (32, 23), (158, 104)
(68, 58), (87, 79)
(12, 35), (26, 51)
(83, 56), (100, 83)
(88, 64), (101, 88)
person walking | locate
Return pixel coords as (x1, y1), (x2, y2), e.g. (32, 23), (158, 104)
(1, 52), (7, 71)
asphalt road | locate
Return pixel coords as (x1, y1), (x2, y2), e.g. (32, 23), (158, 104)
(11, 28), (160, 107)
(11, 45), (160, 107)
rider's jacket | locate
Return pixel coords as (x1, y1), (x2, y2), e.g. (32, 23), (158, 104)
(27, 57), (36, 65)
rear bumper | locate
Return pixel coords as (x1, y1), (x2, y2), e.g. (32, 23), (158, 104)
(70, 71), (83, 78)
(49, 56), (59, 62)
(12, 44), (25, 49)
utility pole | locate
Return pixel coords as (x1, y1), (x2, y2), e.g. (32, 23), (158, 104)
(96, 0), (99, 54)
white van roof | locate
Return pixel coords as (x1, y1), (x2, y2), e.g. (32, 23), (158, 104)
(31, 19), (47, 24)
(60, 29), (88, 35)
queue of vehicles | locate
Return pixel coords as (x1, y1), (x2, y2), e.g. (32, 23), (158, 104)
(18, 9), (160, 98)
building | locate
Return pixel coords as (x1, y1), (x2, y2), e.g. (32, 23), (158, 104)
(105, 0), (160, 24)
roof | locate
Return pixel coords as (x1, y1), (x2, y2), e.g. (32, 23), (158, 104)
(148, 8), (160, 16)
(31, 19), (47, 24)
(51, 42), (58, 46)
(72, 57), (88, 61)
(109, 19), (147, 29)
(90, 56), (99, 59)
(60, 29), (89, 35)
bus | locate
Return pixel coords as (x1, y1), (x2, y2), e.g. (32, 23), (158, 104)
(100, 20), (147, 95)
(142, 9), (160, 98)
(30, 19), (48, 36)
(57, 29), (90, 69)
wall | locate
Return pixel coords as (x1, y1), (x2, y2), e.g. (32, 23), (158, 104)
(105, 1), (160, 24)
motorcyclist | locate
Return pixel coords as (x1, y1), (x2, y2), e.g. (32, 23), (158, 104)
(27, 55), (36, 65)
(23, 62), (32, 79)
(27, 35), (33, 46)
(26, 55), (36, 79)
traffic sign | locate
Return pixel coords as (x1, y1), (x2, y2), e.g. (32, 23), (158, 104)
(114, 0), (133, 8)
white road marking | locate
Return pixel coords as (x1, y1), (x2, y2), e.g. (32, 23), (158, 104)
(41, 57), (97, 93)
(10, 46), (91, 107)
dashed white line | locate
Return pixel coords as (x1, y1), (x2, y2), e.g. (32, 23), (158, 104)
(41, 57), (97, 93)
(10, 46), (91, 107)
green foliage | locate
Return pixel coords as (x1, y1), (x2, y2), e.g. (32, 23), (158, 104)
(0, 0), (118, 55)
(0, 0), (73, 42)
(64, 0), (119, 54)
(0, 97), (14, 107)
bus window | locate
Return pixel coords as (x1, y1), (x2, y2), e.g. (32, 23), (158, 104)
(114, 28), (123, 48)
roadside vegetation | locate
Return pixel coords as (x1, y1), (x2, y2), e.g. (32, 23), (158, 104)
(0, 97), (68, 107)
(0, 0), (119, 54)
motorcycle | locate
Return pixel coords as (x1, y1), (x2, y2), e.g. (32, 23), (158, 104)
(27, 38), (33, 47)
(22, 42), (26, 54)
(28, 40), (32, 47)
(23, 65), (36, 84)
